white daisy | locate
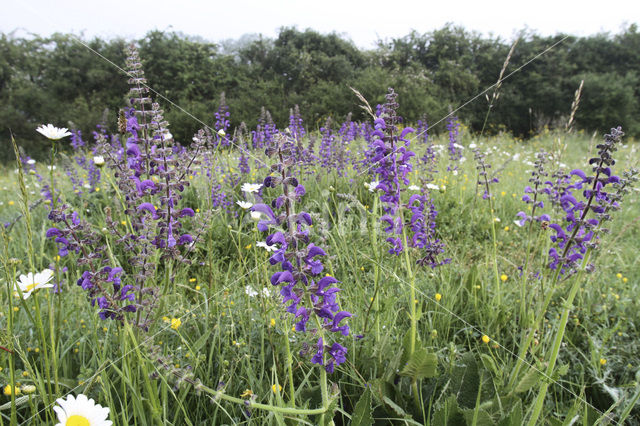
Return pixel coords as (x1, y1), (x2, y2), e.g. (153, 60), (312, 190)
(245, 285), (258, 297)
(14, 269), (54, 299)
(93, 156), (105, 167)
(364, 181), (379, 192)
(256, 241), (277, 252)
(250, 211), (262, 221)
(426, 183), (440, 191)
(53, 394), (112, 426)
(407, 185), (420, 191)
(241, 183), (262, 193)
(27, 159), (36, 165)
(36, 124), (71, 140)
(236, 200), (253, 210)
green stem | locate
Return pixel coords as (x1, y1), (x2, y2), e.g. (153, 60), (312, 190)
(6, 265), (17, 425)
(282, 319), (296, 408)
(32, 293), (54, 398)
(50, 141), (57, 210)
(401, 221), (420, 409)
(488, 200), (501, 307)
(526, 252), (591, 425)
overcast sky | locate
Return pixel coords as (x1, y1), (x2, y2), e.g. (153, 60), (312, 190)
(2, 0), (638, 48)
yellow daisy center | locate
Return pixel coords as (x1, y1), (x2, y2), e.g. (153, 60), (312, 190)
(25, 282), (39, 292)
(66, 415), (90, 426)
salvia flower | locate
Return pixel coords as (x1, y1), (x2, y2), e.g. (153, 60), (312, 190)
(365, 88), (416, 254)
(253, 134), (351, 373)
(546, 127), (634, 273)
(515, 150), (551, 226)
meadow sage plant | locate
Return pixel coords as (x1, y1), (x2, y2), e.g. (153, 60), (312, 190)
(252, 133), (352, 373)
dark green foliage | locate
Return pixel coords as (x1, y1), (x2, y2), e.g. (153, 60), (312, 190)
(2, 25), (640, 163)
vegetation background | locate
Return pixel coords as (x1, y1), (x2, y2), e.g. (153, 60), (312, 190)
(1, 24), (639, 162)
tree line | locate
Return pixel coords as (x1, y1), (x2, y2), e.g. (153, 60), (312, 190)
(1, 24), (639, 162)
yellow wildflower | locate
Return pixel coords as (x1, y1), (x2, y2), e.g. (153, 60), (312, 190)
(170, 318), (182, 330)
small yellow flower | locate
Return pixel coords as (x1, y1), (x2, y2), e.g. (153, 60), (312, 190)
(435, 293), (442, 302)
(241, 389), (253, 398)
(482, 335), (491, 344)
(103, 327), (108, 332)
(8, 201), (15, 206)
(500, 274), (508, 282)
(623, 277), (628, 283)
(272, 384), (282, 394)
(600, 358), (607, 365)
(170, 318), (182, 330)
(616, 273), (622, 279)
(270, 318), (276, 327)
(504, 226), (509, 231)
(501, 191), (506, 196)
(13, 307), (19, 312)
(195, 285), (201, 291)
(189, 278), (197, 283)
(120, 220), (127, 226)
(3, 385), (20, 396)
(21, 371), (29, 377)
(245, 244), (252, 250)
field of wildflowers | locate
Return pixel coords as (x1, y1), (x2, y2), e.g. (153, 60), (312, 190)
(0, 44), (639, 425)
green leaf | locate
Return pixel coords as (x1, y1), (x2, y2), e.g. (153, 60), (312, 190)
(514, 367), (541, 394)
(432, 395), (466, 426)
(452, 352), (480, 409)
(350, 387), (373, 426)
(479, 353), (499, 378)
(400, 348), (438, 380)
(462, 408), (495, 426)
(383, 395), (407, 417)
(497, 399), (522, 426)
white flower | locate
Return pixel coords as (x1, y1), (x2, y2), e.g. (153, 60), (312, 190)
(241, 183), (263, 193)
(27, 159), (36, 165)
(364, 181), (379, 192)
(494, 217), (501, 223)
(452, 170), (458, 176)
(217, 129), (226, 137)
(262, 287), (271, 297)
(36, 124), (71, 140)
(426, 183), (440, 191)
(236, 200), (253, 209)
(47, 165), (57, 171)
(93, 156), (105, 167)
(514, 220), (524, 227)
(453, 143), (464, 149)
(53, 393), (112, 426)
(14, 269), (54, 299)
(512, 153), (521, 161)
(469, 143), (477, 149)
(83, 183), (91, 189)
(245, 286), (258, 297)
(250, 211), (262, 221)
(407, 185), (420, 191)
(256, 241), (278, 252)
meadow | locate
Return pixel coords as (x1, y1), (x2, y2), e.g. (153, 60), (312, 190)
(0, 45), (639, 425)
